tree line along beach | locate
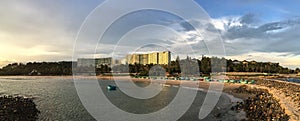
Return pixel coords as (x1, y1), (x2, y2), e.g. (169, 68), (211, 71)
(1, 56), (300, 76)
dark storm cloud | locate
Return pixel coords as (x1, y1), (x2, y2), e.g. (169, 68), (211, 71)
(224, 21), (289, 40)
(221, 14), (300, 56)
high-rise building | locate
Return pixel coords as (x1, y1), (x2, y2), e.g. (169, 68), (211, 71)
(140, 54), (148, 65)
(126, 54), (137, 64)
(148, 52), (158, 64)
(158, 51), (171, 65)
(126, 51), (170, 65)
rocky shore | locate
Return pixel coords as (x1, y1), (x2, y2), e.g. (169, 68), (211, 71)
(0, 95), (40, 121)
(231, 85), (289, 121)
(256, 79), (300, 108)
(255, 79), (300, 120)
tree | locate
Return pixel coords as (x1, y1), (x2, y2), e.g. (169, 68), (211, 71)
(295, 68), (300, 73)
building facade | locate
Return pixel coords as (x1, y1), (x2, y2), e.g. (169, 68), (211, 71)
(77, 57), (117, 68)
(158, 51), (171, 65)
(148, 52), (158, 64)
(77, 58), (96, 67)
(126, 51), (170, 65)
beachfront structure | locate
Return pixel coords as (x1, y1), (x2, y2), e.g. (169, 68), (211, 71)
(77, 57), (118, 68)
(148, 52), (159, 64)
(126, 54), (148, 65)
(126, 51), (171, 65)
(126, 54), (145, 65)
(158, 51), (170, 65)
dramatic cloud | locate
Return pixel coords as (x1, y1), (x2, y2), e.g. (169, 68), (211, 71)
(148, 13), (300, 68)
(0, 0), (102, 65)
(0, 0), (299, 68)
(208, 14), (300, 68)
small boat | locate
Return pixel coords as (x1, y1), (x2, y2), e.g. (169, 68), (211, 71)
(107, 85), (117, 91)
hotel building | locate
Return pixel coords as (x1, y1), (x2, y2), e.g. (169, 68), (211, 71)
(126, 51), (170, 65)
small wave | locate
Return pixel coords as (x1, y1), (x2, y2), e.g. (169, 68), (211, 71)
(180, 86), (204, 91)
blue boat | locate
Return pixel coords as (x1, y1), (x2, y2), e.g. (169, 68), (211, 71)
(107, 85), (117, 91)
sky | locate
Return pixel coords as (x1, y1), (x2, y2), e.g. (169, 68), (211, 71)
(0, 0), (300, 69)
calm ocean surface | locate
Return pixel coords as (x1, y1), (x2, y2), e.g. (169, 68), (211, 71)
(0, 76), (236, 121)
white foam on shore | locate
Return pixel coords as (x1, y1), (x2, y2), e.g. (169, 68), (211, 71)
(180, 86), (205, 91)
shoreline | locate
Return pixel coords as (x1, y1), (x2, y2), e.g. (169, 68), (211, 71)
(1, 75), (298, 120)
(1, 75), (299, 86)
(255, 79), (300, 121)
(98, 76), (297, 120)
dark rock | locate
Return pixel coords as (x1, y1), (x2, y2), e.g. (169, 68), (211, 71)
(0, 95), (40, 121)
(256, 79), (300, 108)
(231, 85), (290, 121)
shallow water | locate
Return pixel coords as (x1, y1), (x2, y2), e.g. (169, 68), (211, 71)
(277, 78), (300, 84)
(0, 76), (242, 121)
(287, 78), (300, 83)
(0, 77), (94, 121)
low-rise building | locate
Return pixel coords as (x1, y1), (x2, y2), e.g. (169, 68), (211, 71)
(77, 57), (118, 68)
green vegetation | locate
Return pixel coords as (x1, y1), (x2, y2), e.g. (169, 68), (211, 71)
(112, 56), (299, 76)
(0, 56), (298, 76)
(0, 62), (73, 76)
